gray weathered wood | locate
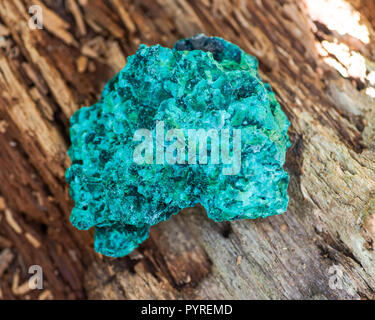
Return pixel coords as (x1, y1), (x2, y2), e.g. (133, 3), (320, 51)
(0, 0), (374, 300)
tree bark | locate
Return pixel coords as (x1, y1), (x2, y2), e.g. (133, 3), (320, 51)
(0, 0), (375, 300)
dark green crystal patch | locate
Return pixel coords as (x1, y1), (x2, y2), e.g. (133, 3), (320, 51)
(66, 34), (291, 257)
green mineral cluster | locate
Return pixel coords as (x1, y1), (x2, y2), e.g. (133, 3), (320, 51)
(66, 34), (290, 257)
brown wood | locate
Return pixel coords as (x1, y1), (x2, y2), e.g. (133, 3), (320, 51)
(0, 0), (375, 300)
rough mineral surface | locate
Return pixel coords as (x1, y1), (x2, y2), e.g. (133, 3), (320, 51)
(66, 34), (291, 257)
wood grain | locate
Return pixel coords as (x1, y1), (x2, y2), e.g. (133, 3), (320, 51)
(0, 0), (374, 299)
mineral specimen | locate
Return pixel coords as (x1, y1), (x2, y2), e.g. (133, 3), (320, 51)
(66, 34), (290, 257)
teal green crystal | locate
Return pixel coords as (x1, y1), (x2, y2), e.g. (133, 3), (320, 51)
(66, 34), (291, 258)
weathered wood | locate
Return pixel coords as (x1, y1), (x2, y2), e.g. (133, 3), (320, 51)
(0, 0), (375, 300)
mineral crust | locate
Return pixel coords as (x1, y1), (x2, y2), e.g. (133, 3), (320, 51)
(66, 34), (291, 257)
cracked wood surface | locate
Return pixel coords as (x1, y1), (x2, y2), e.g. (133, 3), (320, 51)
(0, 0), (375, 300)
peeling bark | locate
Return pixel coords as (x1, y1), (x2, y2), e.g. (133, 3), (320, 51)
(0, 0), (375, 300)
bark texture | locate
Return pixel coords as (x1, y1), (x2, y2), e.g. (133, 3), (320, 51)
(0, 0), (375, 300)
